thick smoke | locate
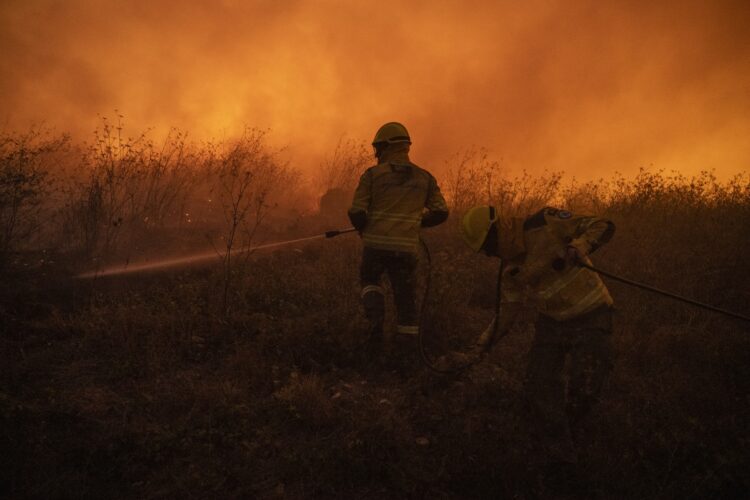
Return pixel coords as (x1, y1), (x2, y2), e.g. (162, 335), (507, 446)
(1, 0), (748, 178)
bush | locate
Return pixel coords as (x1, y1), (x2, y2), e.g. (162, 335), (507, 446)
(0, 129), (68, 267)
(2, 122), (748, 498)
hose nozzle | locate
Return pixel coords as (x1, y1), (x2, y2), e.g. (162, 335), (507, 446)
(325, 227), (357, 238)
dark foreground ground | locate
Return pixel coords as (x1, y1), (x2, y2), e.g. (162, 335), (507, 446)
(2, 196), (750, 498)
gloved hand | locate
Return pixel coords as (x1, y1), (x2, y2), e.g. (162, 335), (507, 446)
(553, 245), (582, 271)
(565, 245), (581, 266)
(347, 210), (367, 234)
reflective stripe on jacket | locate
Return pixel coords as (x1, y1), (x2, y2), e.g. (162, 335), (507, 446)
(501, 207), (615, 321)
(349, 150), (448, 253)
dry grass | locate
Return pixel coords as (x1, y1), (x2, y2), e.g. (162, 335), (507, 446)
(1, 126), (748, 498)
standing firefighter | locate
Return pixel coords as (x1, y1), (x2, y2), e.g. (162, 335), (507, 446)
(348, 122), (448, 352)
(461, 206), (615, 462)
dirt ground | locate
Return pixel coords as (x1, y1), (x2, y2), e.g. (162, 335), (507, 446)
(2, 213), (749, 498)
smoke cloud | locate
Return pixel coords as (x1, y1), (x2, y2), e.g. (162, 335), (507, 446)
(1, 0), (748, 178)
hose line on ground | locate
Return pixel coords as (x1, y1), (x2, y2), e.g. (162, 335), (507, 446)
(415, 249), (750, 375)
(417, 238), (504, 374)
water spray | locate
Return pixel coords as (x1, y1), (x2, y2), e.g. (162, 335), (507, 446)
(76, 227), (358, 279)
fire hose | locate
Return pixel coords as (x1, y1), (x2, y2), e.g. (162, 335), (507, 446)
(578, 260), (750, 323)
(80, 226), (749, 372)
(325, 230), (487, 373)
(416, 239), (506, 374)
(418, 251), (750, 375)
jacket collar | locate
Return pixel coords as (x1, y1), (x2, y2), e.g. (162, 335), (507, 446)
(379, 144), (411, 165)
(497, 217), (526, 260)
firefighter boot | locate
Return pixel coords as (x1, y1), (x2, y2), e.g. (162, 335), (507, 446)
(390, 326), (420, 376)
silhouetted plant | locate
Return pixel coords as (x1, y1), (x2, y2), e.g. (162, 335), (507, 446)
(212, 128), (296, 313)
(0, 129), (68, 268)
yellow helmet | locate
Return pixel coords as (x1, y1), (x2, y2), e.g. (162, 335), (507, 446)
(461, 206), (498, 252)
(372, 122), (411, 145)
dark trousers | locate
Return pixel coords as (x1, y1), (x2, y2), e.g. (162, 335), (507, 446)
(360, 246), (418, 335)
(525, 305), (614, 444)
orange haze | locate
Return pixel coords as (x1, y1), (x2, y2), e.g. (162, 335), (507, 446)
(1, 0), (749, 179)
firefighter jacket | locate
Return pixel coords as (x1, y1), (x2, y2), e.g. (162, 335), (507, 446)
(500, 207), (615, 322)
(348, 148), (448, 253)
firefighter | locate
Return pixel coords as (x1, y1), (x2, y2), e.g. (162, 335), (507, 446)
(348, 122), (448, 352)
(461, 206), (616, 463)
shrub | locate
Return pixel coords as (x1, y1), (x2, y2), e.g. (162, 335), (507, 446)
(0, 129), (68, 267)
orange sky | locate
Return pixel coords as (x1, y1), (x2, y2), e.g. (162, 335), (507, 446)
(1, 0), (749, 179)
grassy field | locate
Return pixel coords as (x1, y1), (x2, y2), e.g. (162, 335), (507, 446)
(1, 127), (749, 498)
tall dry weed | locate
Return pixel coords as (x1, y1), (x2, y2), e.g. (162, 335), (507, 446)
(0, 129), (68, 267)
(61, 117), (204, 262)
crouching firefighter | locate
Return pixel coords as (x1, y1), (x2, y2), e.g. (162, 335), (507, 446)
(348, 122), (449, 354)
(461, 206), (616, 463)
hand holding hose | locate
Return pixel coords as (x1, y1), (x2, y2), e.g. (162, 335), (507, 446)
(566, 245), (581, 265)
(552, 245), (582, 271)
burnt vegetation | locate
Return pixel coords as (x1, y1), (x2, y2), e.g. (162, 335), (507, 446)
(1, 124), (749, 498)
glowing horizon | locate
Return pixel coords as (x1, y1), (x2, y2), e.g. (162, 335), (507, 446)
(2, 0), (749, 179)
